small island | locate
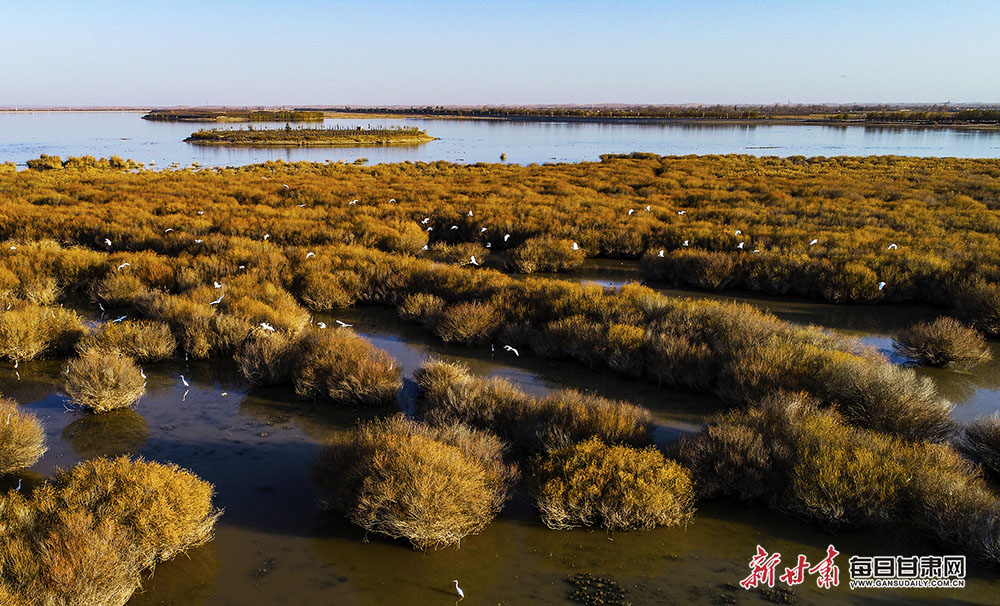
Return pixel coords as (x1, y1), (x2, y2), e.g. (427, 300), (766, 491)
(184, 125), (436, 146)
(143, 109), (325, 122)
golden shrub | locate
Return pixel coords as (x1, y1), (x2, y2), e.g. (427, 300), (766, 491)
(0, 397), (47, 475)
(293, 329), (401, 406)
(433, 301), (502, 345)
(0, 304), (85, 362)
(312, 415), (516, 550)
(77, 320), (177, 362)
(532, 437), (695, 531)
(893, 316), (992, 369)
(63, 348), (146, 413)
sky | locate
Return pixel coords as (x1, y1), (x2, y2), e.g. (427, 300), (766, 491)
(1, 0), (998, 107)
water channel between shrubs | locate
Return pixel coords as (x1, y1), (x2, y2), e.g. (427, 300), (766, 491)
(2, 271), (998, 605)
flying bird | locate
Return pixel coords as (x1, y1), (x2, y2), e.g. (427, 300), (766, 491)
(316, 322), (326, 329)
(421, 217), (430, 224)
(467, 210), (473, 217)
(214, 281), (223, 288)
(104, 238), (112, 247)
(281, 184), (289, 189)
(503, 345), (519, 357)
(209, 294), (224, 305)
(571, 242), (579, 251)
(485, 242), (491, 248)
(164, 228), (173, 233)
(388, 198), (396, 203)
(677, 210), (686, 215)
(734, 230), (742, 236)
(263, 234), (270, 241)
(809, 239), (819, 246)
(260, 322), (276, 332)
(450, 225), (458, 230)
(306, 252), (315, 259)
(504, 234), (511, 242)
(195, 239), (203, 243)
(112, 315), (127, 323)
(657, 249), (664, 257)
(888, 243), (898, 250)
(349, 199), (358, 205)
(645, 205), (651, 212)
(628, 209), (634, 216)
(117, 262), (130, 271)
(335, 320), (353, 328)
(737, 242), (745, 250)
(469, 255), (479, 266)
(878, 281), (887, 290)
(682, 240), (689, 247)
(296, 203), (306, 207)
(421, 244), (429, 250)
(197, 211), (205, 215)
(480, 227), (488, 233)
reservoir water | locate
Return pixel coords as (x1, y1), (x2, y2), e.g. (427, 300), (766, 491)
(3, 111), (1000, 168)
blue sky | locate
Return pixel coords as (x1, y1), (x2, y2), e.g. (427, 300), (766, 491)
(2, 0), (998, 106)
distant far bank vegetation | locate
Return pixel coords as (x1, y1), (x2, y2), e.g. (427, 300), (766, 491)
(143, 109), (324, 122)
(184, 125), (435, 147)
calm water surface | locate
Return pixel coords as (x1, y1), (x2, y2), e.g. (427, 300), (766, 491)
(3, 111), (1000, 167)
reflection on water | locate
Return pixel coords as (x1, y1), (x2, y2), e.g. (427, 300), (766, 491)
(3, 111), (1000, 168)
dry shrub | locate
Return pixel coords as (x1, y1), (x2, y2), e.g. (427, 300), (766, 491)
(532, 437), (695, 531)
(645, 332), (715, 391)
(0, 304), (85, 362)
(22, 275), (61, 306)
(433, 301), (501, 345)
(893, 316), (992, 369)
(0, 457), (220, 606)
(681, 391), (1000, 562)
(63, 348), (146, 413)
(234, 330), (296, 386)
(93, 273), (148, 307)
(955, 280), (1000, 337)
(817, 355), (953, 442)
(959, 413), (1000, 477)
(415, 361), (653, 453)
(509, 237), (584, 274)
(298, 270), (361, 311)
(293, 329), (401, 406)
(312, 415), (516, 550)
(641, 249), (735, 290)
(602, 323), (646, 377)
(77, 320), (177, 362)
(0, 397), (47, 475)
(40, 457), (222, 567)
(398, 292), (446, 325)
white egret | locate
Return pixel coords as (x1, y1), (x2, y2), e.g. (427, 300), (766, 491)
(480, 227), (488, 233)
(209, 294), (224, 305)
(164, 228), (173, 233)
(737, 242), (745, 250)
(421, 217), (430, 224)
(627, 209), (634, 216)
(427, 226), (434, 232)
(214, 281), (223, 289)
(260, 322), (276, 332)
(389, 198), (396, 203)
(349, 199), (358, 205)
(753, 249), (761, 253)
(504, 234), (511, 242)
(263, 234), (270, 241)
(878, 281), (886, 290)
(735, 230), (742, 236)
(198, 210), (205, 215)
(281, 184), (289, 189)
(180, 375), (189, 387)
(645, 205), (651, 212)
(239, 265), (246, 269)
(316, 322), (326, 329)
(296, 203), (306, 208)
(485, 242), (492, 248)
(306, 252), (315, 259)
(9, 245), (15, 250)
(221, 392), (228, 397)
(657, 249), (664, 257)
(116, 262), (130, 271)
(571, 242), (579, 251)
(98, 303), (105, 312)
(888, 243), (898, 250)
(450, 225), (458, 230)
(809, 239), (819, 246)
(682, 240), (689, 247)
(15, 479), (21, 492)
(335, 320), (353, 328)
(113, 315), (127, 323)
(677, 210), (686, 215)
(195, 239), (203, 243)
(503, 345), (519, 357)
(469, 255), (479, 266)
(104, 238), (112, 247)
(467, 210), (473, 217)
(421, 245), (429, 250)
(140, 368), (147, 379)
(453, 580), (464, 601)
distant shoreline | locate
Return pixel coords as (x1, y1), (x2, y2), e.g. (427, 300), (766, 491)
(2, 108), (995, 131)
(183, 126), (437, 147)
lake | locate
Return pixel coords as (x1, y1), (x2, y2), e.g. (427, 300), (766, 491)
(3, 111), (1000, 168)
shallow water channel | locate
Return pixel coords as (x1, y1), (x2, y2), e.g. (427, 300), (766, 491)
(2, 268), (999, 605)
